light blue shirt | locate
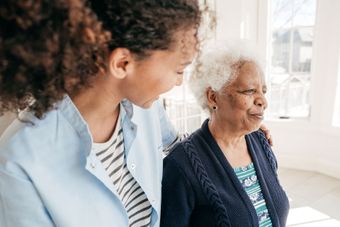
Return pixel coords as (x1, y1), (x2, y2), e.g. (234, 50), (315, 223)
(0, 95), (177, 227)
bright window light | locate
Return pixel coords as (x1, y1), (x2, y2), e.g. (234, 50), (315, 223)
(287, 206), (340, 227)
(267, 0), (317, 119)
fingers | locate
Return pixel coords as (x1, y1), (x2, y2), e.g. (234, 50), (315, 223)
(268, 135), (273, 146)
(260, 124), (274, 146)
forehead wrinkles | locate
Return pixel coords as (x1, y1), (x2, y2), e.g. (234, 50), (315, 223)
(219, 60), (248, 91)
(232, 61), (264, 86)
(230, 60), (248, 80)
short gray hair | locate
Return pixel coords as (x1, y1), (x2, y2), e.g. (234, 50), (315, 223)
(188, 40), (264, 112)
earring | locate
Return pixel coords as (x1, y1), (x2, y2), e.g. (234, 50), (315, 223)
(212, 106), (217, 110)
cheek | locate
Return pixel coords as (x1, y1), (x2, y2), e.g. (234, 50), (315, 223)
(146, 69), (168, 86)
(158, 71), (176, 86)
(152, 72), (178, 94)
(227, 94), (248, 111)
(227, 94), (237, 108)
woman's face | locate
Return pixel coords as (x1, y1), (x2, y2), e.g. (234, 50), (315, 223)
(213, 61), (267, 133)
(122, 27), (197, 108)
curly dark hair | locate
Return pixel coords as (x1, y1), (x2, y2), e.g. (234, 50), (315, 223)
(88, 0), (201, 58)
(0, 0), (201, 118)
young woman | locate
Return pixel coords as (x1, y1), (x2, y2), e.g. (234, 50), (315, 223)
(0, 0), (201, 226)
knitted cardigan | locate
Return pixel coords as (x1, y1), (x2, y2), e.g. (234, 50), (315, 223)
(161, 119), (289, 227)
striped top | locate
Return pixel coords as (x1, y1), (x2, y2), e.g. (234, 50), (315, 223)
(92, 114), (152, 227)
(234, 163), (273, 227)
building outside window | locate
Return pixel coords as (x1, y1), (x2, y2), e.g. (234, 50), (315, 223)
(268, 0), (317, 119)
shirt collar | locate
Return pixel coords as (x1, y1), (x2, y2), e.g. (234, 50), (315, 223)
(121, 99), (134, 119)
(57, 96), (135, 157)
(58, 95), (93, 156)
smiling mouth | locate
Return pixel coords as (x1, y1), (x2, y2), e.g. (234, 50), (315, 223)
(250, 113), (264, 120)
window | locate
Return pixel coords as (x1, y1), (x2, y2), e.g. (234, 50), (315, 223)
(333, 52), (340, 127)
(268, 0), (317, 118)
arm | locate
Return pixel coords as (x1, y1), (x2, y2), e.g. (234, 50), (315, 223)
(156, 99), (190, 155)
(156, 99), (177, 148)
(0, 164), (54, 227)
(161, 155), (195, 227)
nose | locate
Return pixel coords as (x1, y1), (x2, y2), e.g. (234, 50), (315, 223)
(255, 93), (267, 109)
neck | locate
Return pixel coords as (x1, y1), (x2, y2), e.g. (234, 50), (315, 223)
(208, 117), (251, 167)
(71, 76), (123, 143)
(208, 117), (246, 150)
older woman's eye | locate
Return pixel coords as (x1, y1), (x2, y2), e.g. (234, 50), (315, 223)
(242, 89), (256, 95)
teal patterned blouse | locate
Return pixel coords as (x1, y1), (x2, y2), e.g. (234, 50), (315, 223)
(234, 163), (273, 227)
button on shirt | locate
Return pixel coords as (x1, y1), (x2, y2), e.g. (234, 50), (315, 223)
(93, 112), (152, 227)
(0, 96), (177, 227)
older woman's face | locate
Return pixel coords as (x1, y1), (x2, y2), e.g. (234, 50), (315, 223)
(214, 61), (267, 133)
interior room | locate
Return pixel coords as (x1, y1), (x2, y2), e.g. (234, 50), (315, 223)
(1, 0), (339, 226)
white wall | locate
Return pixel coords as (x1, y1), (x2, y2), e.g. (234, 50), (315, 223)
(216, 0), (259, 41)
(271, 0), (340, 179)
(215, 0), (340, 179)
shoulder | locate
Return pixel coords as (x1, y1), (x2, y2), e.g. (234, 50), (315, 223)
(248, 129), (266, 141)
(248, 129), (278, 172)
(162, 141), (201, 199)
(0, 110), (50, 145)
(164, 127), (202, 161)
(248, 129), (271, 153)
(163, 137), (199, 177)
(0, 107), (72, 164)
(164, 129), (207, 178)
(164, 142), (189, 169)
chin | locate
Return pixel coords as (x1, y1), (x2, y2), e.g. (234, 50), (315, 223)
(253, 125), (262, 132)
(246, 124), (262, 133)
(140, 99), (157, 109)
(141, 103), (153, 109)
(130, 97), (157, 109)
(247, 119), (263, 131)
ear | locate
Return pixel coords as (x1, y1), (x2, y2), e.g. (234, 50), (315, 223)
(206, 87), (218, 109)
(108, 48), (134, 79)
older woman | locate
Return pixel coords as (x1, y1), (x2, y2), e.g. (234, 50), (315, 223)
(161, 43), (289, 227)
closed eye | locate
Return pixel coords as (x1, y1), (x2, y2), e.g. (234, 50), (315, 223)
(241, 89), (256, 95)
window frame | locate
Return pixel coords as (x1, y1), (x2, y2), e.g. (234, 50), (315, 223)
(266, 0), (318, 119)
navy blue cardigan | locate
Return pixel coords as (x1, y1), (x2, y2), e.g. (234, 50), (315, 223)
(161, 119), (289, 227)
